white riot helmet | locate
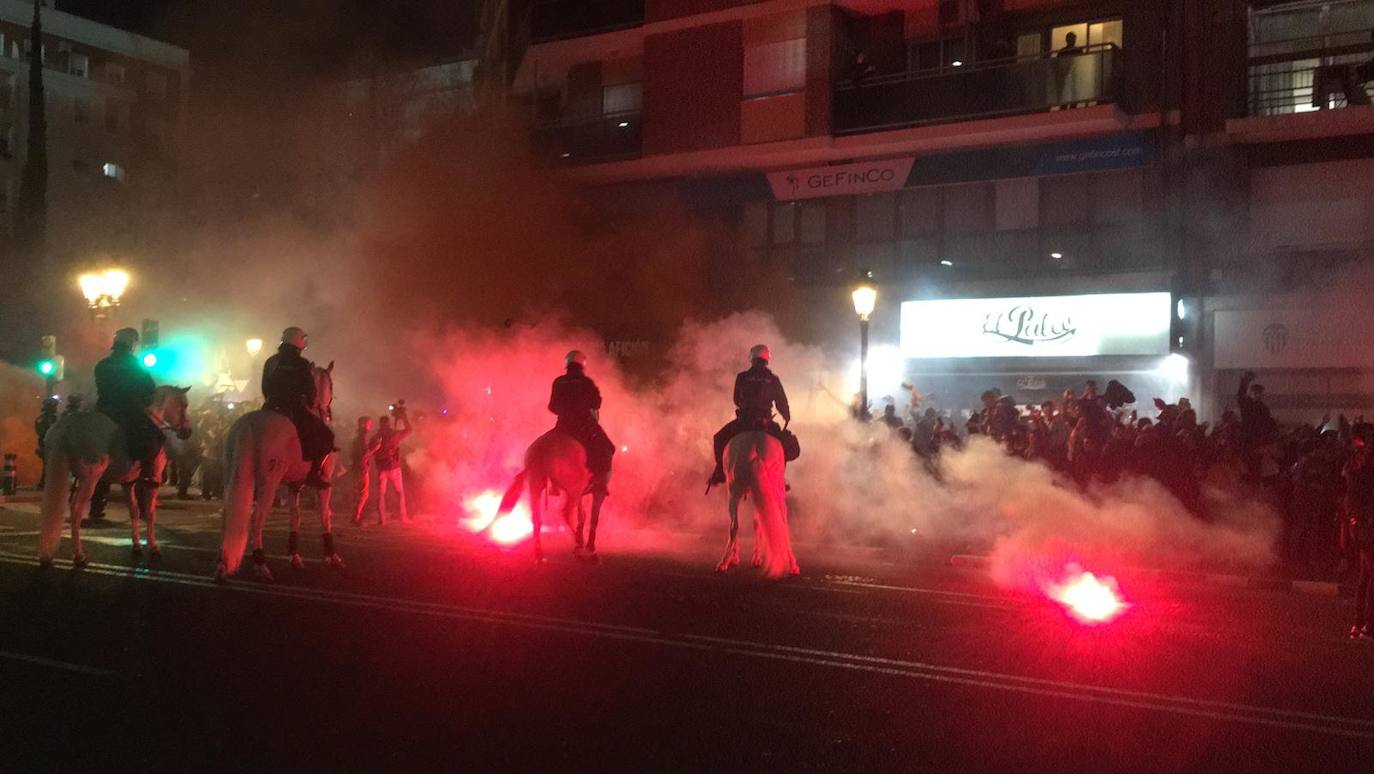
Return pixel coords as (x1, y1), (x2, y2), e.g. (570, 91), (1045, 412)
(565, 350), (588, 367)
(749, 344), (770, 364)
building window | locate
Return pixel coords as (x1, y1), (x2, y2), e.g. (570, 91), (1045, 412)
(855, 193), (896, 242)
(105, 62), (126, 85)
(21, 40), (45, 64)
(601, 81), (641, 115)
(1040, 174), (1090, 227)
(0, 76), (12, 110)
(102, 162), (126, 182)
(942, 182), (994, 235)
(744, 37), (805, 97)
(146, 71), (168, 100)
(771, 202), (797, 243)
(105, 99), (126, 133)
(899, 188), (940, 237)
(798, 202), (826, 244)
(68, 52), (89, 78)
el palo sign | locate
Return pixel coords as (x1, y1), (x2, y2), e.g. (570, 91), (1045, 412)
(900, 292), (1172, 358)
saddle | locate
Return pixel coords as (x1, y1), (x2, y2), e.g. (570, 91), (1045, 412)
(740, 417), (801, 462)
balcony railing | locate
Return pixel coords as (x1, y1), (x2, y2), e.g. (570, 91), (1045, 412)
(1245, 36), (1374, 116)
(531, 0), (644, 43)
(531, 111), (642, 163)
(833, 44), (1120, 135)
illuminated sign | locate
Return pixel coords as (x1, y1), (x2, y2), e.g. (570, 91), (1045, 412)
(900, 292), (1172, 358)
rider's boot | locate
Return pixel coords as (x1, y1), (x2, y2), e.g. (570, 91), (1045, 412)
(303, 458), (331, 490)
(706, 462), (726, 489)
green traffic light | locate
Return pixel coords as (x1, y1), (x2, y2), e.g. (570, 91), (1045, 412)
(38, 360), (54, 376)
(142, 352), (158, 368)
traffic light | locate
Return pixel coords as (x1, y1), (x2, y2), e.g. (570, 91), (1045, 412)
(142, 352), (158, 368)
(141, 319), (159, 350)
(36, 355), (64, 381)
(37, 335), (63, 381)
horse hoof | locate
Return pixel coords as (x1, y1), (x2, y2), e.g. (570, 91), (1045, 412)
(253, 563), (274, 582)
(326, 554), (346, 570)
(290, 554), (305, 570)
(214, 562), (229, 583)
(72, 554), (88, 570)
(789, 564), (801, 576)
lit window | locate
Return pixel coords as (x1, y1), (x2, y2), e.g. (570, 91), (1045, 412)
(102, 162), (126, 182)
(146, 71), (167, 100)
(743, 37), (805, 98)
(68, 52), (88, 78)
(105, 63), (125, 84)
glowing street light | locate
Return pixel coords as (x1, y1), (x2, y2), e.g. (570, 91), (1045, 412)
(851, 272), (877, 421)
(77, 268), (130, 317)
(245, 338), (263, 357)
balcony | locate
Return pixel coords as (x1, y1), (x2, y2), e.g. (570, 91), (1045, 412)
(1245, 37), (1374, 116)
(531, 0), (644, 43)
(833, 44), (1120, 136)
(531, 111), (642, 163)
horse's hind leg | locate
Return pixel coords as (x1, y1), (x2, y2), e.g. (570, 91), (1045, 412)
(529, 477), (545, 564)
(319, 460), (343, 569)
(586, 492), (605, 555)
(248, 477), (277, 581)
(143, 455), (166, 557)
(69, 461), (107, 568)
(127, 482), (144, 558)
(717, 494), (740, 572)
(287, 485), (305, 569)
(574, 499), (586, 551)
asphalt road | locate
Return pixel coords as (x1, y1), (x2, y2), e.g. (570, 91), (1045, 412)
(1, 496), (1372, 773)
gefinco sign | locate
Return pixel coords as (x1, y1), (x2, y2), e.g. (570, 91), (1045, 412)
(900, 292), (1172, 358)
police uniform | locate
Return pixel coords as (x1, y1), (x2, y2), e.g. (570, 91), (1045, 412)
(549, 362), (615, 476)
(711, 359), (792, 476)
(262, 342), (335, 467)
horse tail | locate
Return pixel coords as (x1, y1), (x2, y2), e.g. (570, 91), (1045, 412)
(220, 419), (257, 575)
(497, 469), (528, 516)
(37, 441), (71, 562)
(753, 440), (795, 580)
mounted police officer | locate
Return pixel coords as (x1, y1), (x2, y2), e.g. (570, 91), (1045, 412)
(549, 350), (614, 495)
(262, 327), (333, 489)
(708, 344), (792, 487)
(95, 327), (162, 484)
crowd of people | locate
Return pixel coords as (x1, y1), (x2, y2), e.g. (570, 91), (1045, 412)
(872, 373), (1374, 589)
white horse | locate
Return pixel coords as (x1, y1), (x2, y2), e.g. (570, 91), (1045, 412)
(717, 432), (799, 578)
(38, 385), (193, 568)
(216, 363), (342, 581)
(496, 430), (608, 563)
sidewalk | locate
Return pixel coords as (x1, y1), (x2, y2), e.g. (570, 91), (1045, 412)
(948, 554), (1351, 598)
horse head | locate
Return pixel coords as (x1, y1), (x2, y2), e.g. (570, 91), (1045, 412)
(313, 361), (334, 424)
(156, 385), (194, 440)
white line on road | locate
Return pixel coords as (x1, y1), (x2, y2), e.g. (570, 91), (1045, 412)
(2, 552), (1371, 740)
(0, 649), (117, 678)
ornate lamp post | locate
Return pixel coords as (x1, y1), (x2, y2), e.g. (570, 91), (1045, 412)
(851, 272), (877, 421)
(77, 268), (129, 319)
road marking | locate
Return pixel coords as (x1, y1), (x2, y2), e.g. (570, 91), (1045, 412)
(0, 649), (117, 678)
(2, 552), (1371, 740)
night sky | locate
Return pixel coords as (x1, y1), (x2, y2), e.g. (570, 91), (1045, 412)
(56, 0), (479, 89)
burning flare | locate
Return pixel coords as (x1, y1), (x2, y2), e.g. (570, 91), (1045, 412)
(461, 490), (533, 545)
(1044, 564), (1129, 625)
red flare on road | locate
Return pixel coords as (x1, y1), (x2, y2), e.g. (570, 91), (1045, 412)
(1045, 564), (1129, 625)
(461, 490), (533, 545)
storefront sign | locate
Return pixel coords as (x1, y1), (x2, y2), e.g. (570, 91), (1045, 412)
(1214, 307), (1374, 369)
(900, 292), (1172, 358)
(767, 157), (915, 201)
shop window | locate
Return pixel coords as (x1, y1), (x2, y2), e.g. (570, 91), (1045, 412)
(602, 81), (641, 115)
(899, 188), (939, 237)
(995, 178), (1039, 231)
(799, 202), (826, 244)
(1090, 169), (1143, 225)
(68, 52), (88, 78)
(855, 192), (896, 242)
(744, 37), (805, 97)
(942, 182), (993, 236)
(909, 38), (966, 72)
(1039, 175), (1090, 227)
(771, 202), (797, 243)
(743, 201), (770, 248)
(1016, 33), (1043, 57)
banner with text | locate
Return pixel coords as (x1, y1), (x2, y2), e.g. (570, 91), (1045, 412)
(767, 157), (915, 201)
(901, 292), (1173, 359)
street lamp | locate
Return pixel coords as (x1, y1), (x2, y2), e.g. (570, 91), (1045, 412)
(78, 268), (130, 318)
(245, 338), (263, 357)
(851, 272), (877, 421)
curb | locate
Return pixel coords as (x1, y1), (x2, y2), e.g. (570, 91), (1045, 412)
(947, 554), (1350, 598)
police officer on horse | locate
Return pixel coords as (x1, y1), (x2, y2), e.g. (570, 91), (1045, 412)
(708, 344), (792, 488)
(549, 350), (615, 495)
(262, 327), (334, 489)
(95, 327), (163, 484)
